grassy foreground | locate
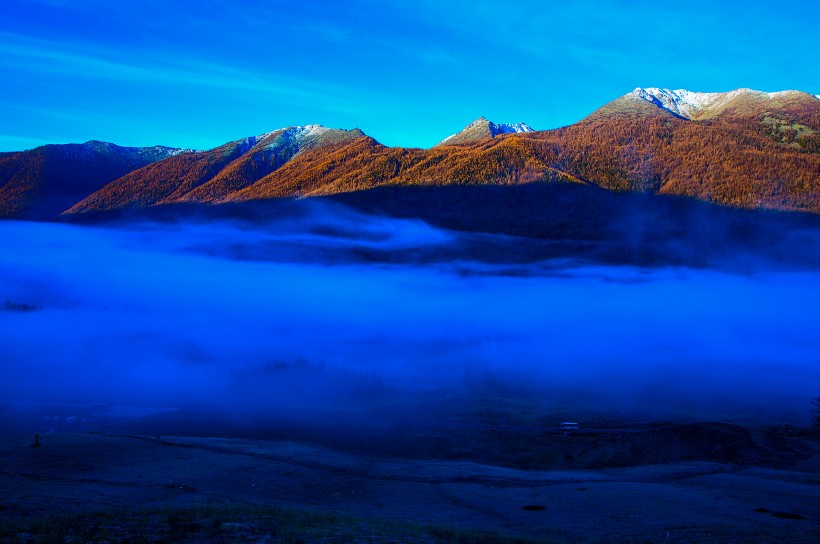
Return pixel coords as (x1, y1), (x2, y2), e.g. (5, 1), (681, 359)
(0, 504), (547, 544)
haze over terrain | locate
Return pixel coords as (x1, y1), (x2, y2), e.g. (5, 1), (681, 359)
(2, 84), (819, 426)
(1, 204), (818, 427)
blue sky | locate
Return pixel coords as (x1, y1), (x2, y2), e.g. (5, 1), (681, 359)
(2, 0), (818, 151)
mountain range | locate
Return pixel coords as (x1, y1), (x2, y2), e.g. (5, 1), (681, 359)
(1, 87), (818, 221)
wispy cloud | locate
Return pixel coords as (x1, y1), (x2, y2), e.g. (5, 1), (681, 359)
(0, 133), (55, 151)
(3, 1), (816, 150)
(0, 31), (390, 116)
(381, 0), (765, 84)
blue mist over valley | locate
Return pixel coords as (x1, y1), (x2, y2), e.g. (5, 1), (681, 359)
(1, 204), (817, 427)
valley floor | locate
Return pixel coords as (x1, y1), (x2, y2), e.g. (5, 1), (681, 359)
(1, 430), (818, 543)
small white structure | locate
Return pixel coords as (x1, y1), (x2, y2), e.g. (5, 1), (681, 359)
(560, 422), (579, 430)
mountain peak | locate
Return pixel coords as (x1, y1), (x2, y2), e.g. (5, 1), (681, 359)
(437, 118), (534, 146)
(629, 88), (723, 119)
(65, 124), (370, 214)
(254, 125), (366, 149)
(628, 87), (818, 120)
(79, 140), (193, 157)
(258, 124), (328, 141)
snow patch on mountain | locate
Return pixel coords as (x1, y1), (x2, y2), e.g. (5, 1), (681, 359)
(767, 90), (802, 98)
(461, 116), (534, 135)
(78, 140), (192, 161)
(257, 125), (330, 143)
(438, 117), (534, 145)
(489, 120), (534, 135)
(631, 88), (815, 119)
(256, 125), (336, 151)
(292, 124), (332, 139)
(234, 136), (258, 155)
(630, 88), (723, 119)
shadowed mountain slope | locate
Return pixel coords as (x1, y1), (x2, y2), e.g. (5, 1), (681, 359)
(59, 183), (820, 271)
(0, 141), (185, 220)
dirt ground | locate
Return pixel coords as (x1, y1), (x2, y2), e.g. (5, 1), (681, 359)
(1, 428), (818, 543)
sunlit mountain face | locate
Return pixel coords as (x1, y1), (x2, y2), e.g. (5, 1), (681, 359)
(2, 88), (818, 221)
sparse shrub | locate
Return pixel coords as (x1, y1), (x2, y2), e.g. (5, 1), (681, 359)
(3, 300), (38, 312)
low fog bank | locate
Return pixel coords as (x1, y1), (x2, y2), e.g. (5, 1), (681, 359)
(1, 205), (819, 433)
(330, 184), (820, 272)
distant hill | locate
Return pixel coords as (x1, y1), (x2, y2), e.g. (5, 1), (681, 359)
(0, 141), (186, 220)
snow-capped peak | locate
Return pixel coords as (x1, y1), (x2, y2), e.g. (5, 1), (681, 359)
(79, 140), (192, 159)
(243, 125), (343, 152)
(630, 88), (814, 119)
(630, 88), (724, 119)
(766, 90), (803, 98)
(488, 121), (534, 135)
(257, 124), (331, 143)
(437, 117), (535, 146)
